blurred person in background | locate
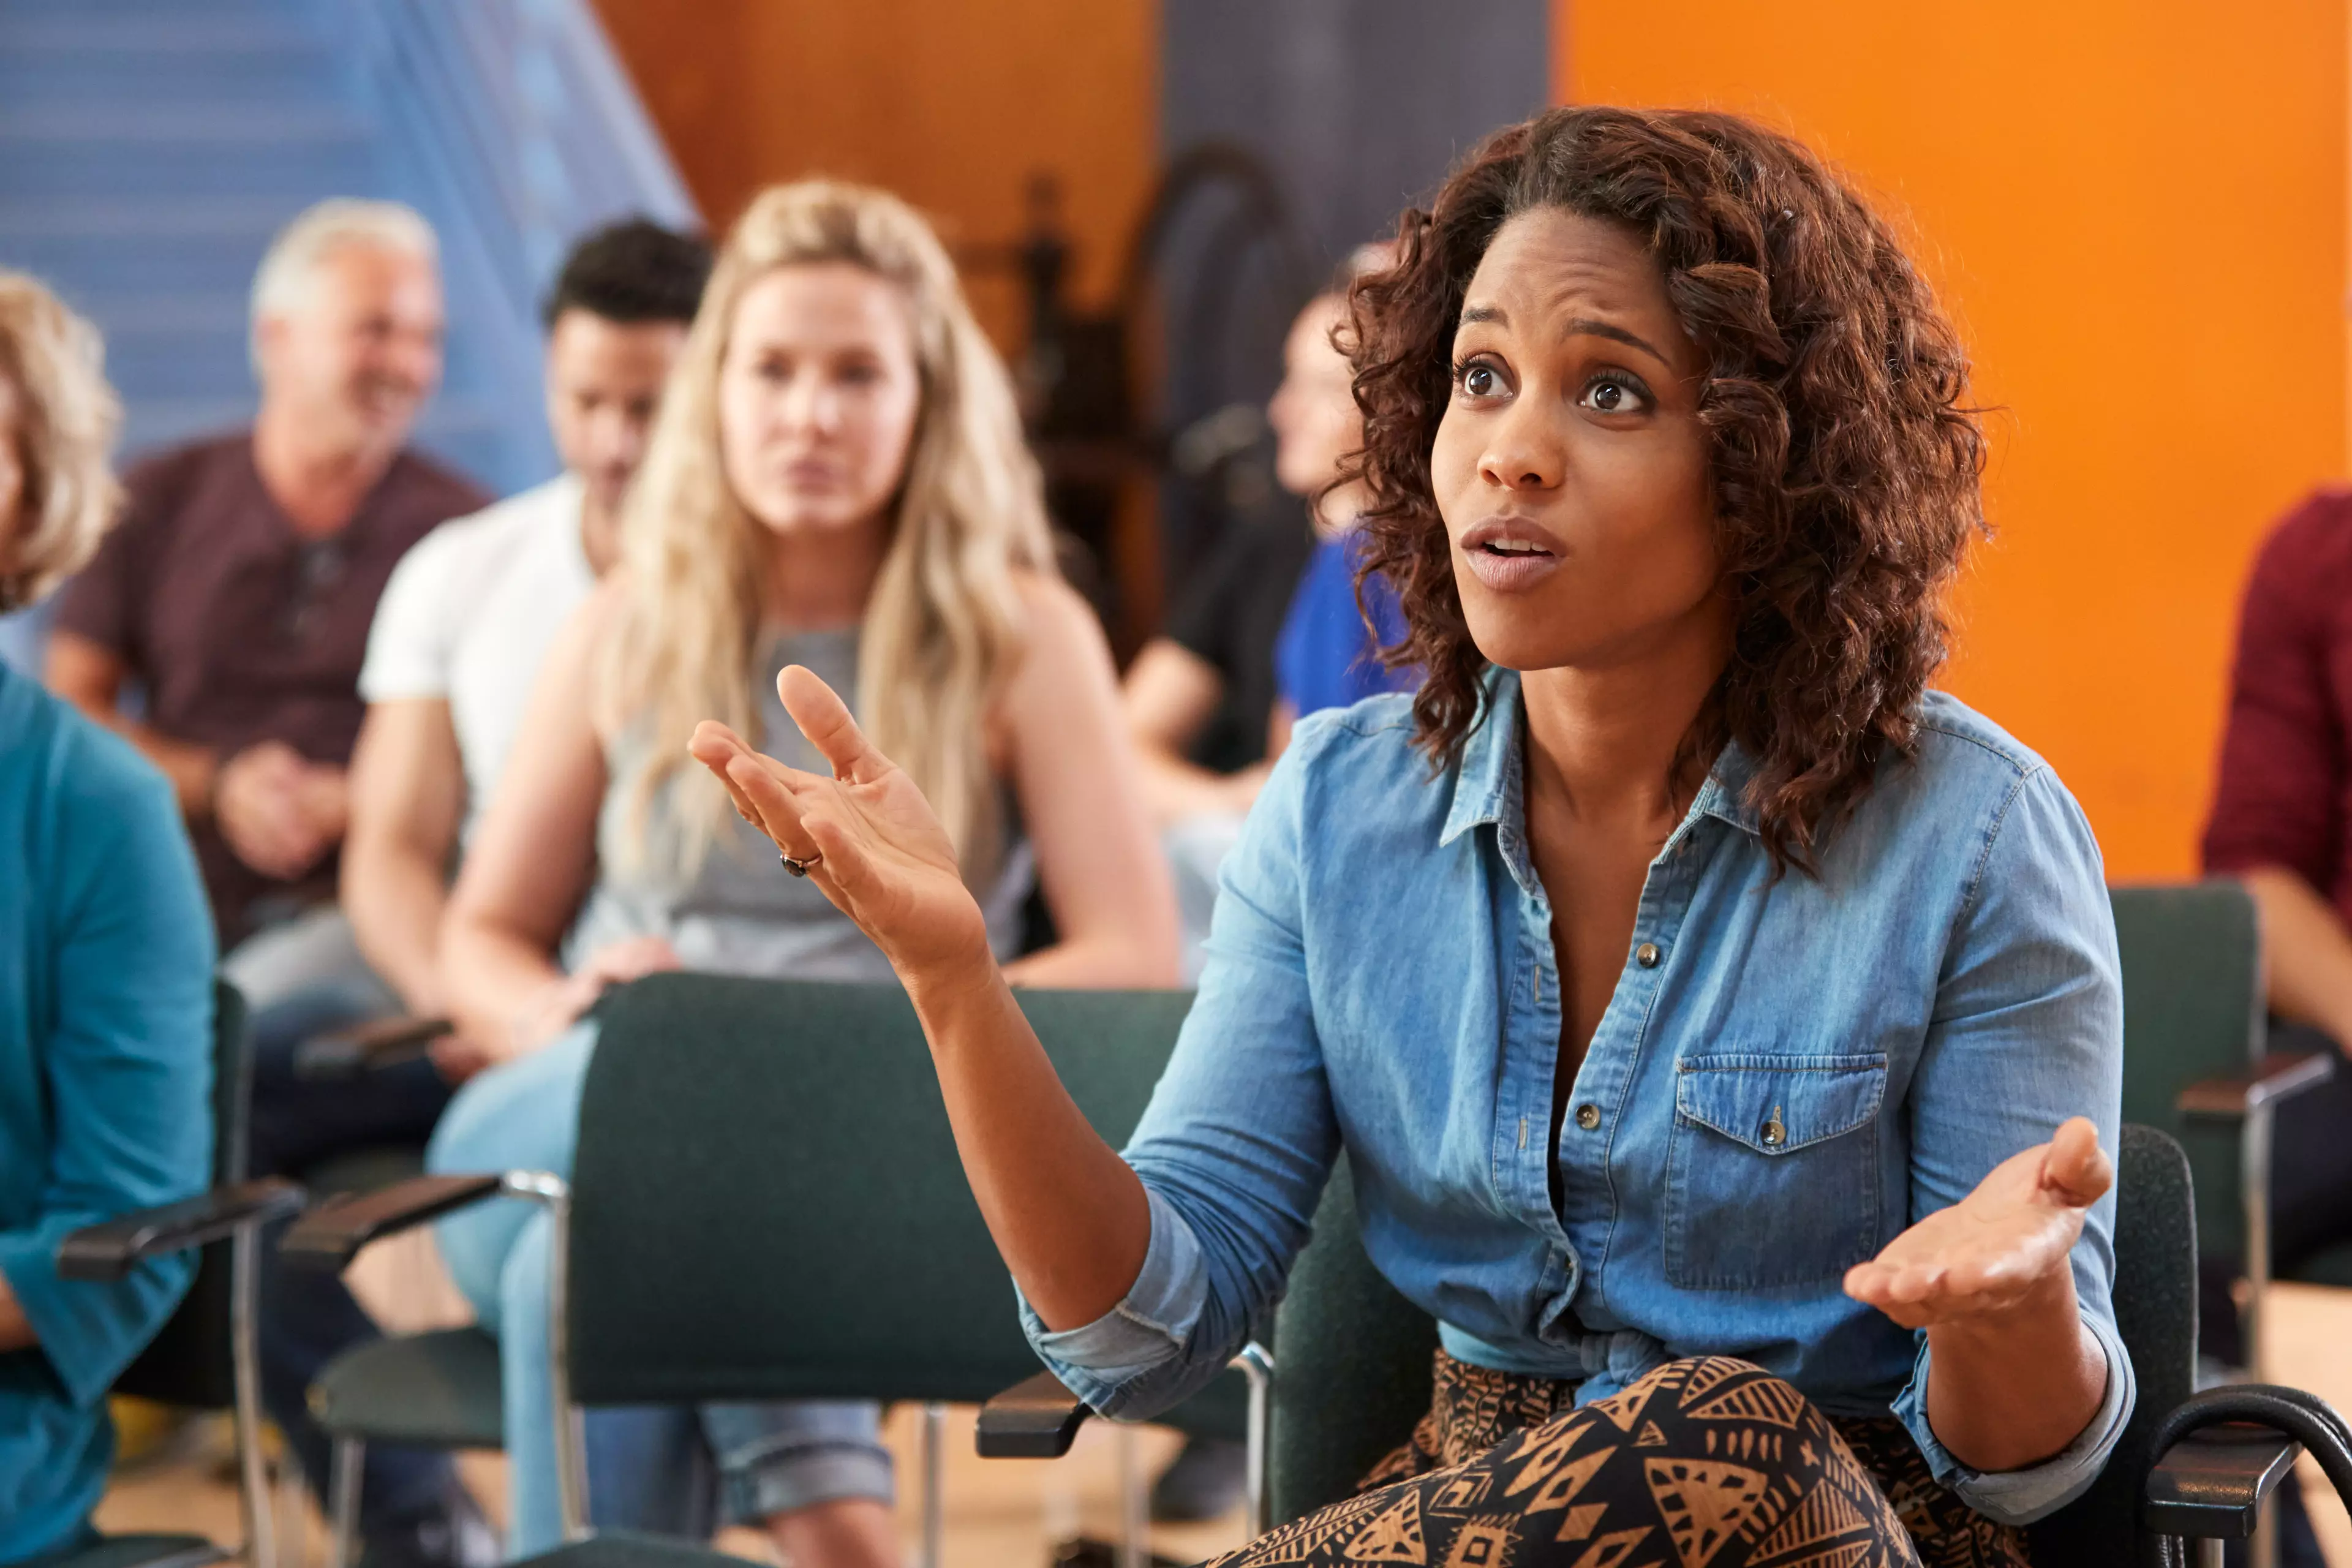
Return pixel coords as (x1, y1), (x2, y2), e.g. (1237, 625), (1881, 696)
(424, 181), (1177, 1559)
(0, 271), (214, 1564)
(240, 220), (710, 1563)
(2198, 486), (2352, 1568)
(1124, 256), (1412, 986)
(43, 198), (486, 1012)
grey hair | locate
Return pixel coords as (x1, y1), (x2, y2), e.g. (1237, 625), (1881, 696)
(248, 198), (439, 368)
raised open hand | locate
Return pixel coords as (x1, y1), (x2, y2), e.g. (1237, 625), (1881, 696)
(1844, 1115), (2112, 1331)
(688, 665), (992, 981)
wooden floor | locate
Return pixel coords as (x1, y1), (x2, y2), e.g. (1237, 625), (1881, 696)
(89, 1237), (2352, 1566)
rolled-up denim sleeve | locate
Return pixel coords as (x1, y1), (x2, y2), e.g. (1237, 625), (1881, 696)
(1895, 1308), (2133, 1524)
(1018, 721), (1344, 1420)
(1895, 763), (2132, 1523)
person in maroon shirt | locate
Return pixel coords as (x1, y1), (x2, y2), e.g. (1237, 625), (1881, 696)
(2204, 488), (2352, 1338)
(46, 200), (486, 968)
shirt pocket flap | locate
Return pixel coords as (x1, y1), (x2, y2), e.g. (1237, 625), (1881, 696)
(1673, 1052), (1888, 1156)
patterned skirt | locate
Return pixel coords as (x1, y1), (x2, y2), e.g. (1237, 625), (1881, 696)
(1208, 1351), (2032, 1568)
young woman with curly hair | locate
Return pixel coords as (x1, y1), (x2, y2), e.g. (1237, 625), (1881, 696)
(694, 107), (2124, 1566)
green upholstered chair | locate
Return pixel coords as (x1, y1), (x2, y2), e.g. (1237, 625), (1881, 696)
(2108, 883), (2341, 1378)
(285, 973), (1251, 1568)
(988, 1125), (2335, 1564)
(49, 980), (308, 1568)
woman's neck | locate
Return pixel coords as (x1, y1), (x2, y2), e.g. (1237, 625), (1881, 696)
(1518, 601), (1735, 831)
(759, 513), (891, 633)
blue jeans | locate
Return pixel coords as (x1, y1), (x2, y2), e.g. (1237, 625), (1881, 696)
(427, 1022), (893, 1555)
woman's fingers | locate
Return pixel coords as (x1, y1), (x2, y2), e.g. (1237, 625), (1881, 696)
(2041, 1117), (2113, 1209)
(778, 665), (886, 783)
(726, 753), (820, 852)
(691, 722), (770, 824)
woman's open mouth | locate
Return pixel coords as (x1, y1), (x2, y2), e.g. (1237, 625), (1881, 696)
(1460, 518), (1565, 592)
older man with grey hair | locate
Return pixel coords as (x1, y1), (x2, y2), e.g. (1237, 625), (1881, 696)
(50, 198), (484, 971)
(45, 200), (492, 1567)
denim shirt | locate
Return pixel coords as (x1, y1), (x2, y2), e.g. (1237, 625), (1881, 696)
(1025, 673), (2132, 1526)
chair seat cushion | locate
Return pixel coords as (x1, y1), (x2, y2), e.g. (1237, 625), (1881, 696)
(2285, 1242), (2352, 1290)
(33, 1536), (226, 1568)
(514, 1529), (764, 1568)
(311, 1326), (503, 1449)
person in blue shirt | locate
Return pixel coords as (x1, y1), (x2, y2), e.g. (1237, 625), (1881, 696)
(1264, 257), (1417, 755)
(0, 271), (214, 1561)
(692, 107), (2124, 1568)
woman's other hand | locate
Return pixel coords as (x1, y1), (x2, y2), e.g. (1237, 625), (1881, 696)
(689, 665), (992, 984)
(508, 934), (683, 1057)
(1844, 1115), (2112, 1330)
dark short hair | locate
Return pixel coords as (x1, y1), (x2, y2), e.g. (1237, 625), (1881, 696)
(1348, 105), (1986, 872)
(543, 218), (712, 329)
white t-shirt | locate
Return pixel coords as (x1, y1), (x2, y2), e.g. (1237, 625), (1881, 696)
(359, 474), (597, 843)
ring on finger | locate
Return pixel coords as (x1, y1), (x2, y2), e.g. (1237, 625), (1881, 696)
(780, 850), (823, 878)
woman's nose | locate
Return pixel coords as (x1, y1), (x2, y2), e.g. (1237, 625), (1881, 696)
(1479, 405), (1564, 491)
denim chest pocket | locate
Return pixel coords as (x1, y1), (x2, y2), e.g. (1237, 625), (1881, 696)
(1663, 1052), (1888, 1291)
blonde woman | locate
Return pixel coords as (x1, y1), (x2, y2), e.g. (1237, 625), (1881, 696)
(426, 183), (1177, 1559)
(0, 272), (215, 1562)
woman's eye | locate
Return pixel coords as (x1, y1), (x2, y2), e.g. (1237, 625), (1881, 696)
(1580, 374), (1650, 414)
(1458, 360), (1501, 398)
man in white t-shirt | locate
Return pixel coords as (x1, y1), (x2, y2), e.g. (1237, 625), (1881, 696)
(247, 219), (709, 1559)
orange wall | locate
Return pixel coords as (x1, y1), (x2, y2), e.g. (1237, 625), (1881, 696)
(589, 0), (1155, 350)
(1562, 5), (2348, 880)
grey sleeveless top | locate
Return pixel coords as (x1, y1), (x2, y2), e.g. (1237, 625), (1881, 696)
(566, 626), (1036, 981)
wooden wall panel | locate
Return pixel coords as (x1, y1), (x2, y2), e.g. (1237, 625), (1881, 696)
(589, 0), (1156, 348)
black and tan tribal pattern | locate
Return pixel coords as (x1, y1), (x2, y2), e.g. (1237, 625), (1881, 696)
(1210, 1353), (2030, 1568)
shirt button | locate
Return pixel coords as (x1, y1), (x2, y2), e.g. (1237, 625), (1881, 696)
(1762, 1117), (1787, 1147)
(1635, 942), (1662, 968)
(1574, 1103), (1600, 1131)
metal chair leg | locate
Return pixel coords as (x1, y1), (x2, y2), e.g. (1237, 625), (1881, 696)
(1116, 1425), (1145, 1568)
(325, 1436), (364, 1568)
(920, 1401), (946, 1568)
(499, 1171), (590, 1541)
(1232, 1343), (1274, 1539)
(233, 1225), (281, 1568)
(2243, 1104), (2278, 1568)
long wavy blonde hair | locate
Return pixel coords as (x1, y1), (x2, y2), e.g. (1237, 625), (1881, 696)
(597, 181), (1054, 879)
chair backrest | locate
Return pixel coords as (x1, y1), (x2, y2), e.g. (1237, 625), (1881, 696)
(1268, 1126), (2196, 1568)
(2108, 882), (2263, 1264)
(566, 974), (1198, 1408)
(2026, 1122), (2197, 1562)
(1267, 1155), (1438, 1526)
(115, 978), (251, 1409)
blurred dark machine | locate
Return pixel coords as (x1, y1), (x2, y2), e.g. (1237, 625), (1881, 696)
(967, 143), (1318, 658)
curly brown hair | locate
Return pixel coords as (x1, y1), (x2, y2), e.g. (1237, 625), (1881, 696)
(1348, 105), (1986, 871)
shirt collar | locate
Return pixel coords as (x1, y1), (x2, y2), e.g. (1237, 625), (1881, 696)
(1439, 668), (1766, 854)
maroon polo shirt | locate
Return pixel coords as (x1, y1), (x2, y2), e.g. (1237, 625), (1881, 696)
(2204, 488), (2352, 922)
(53, 431), (486, 944)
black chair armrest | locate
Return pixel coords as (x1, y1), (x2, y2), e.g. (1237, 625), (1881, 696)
(2144, 1384), (2352, 1540)
(279, 1172), (506, 1272)
(2144, 1423), (2302, 1539)
(2178, 1049), (2335, 1118)
(293, 1014), (454, 1080)
(56, 1178), (307, 1281)
(976, 1368), (1095, 1458)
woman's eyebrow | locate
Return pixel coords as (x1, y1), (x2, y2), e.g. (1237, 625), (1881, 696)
(1457, 303), (1671, 369)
